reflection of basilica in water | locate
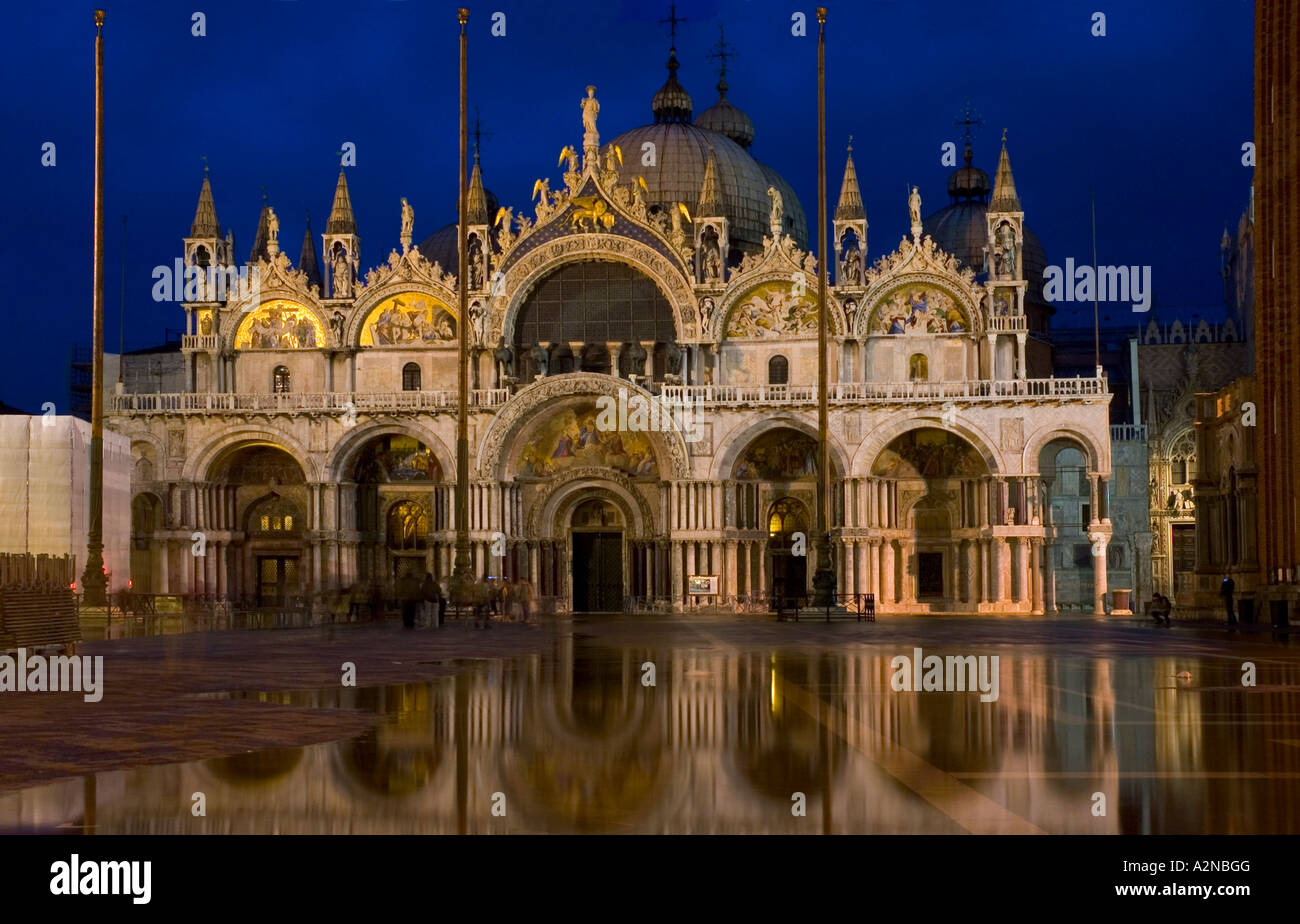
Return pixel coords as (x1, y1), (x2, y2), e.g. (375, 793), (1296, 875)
(110, 42), (1113, 614)
(5, 638), (1296, 834)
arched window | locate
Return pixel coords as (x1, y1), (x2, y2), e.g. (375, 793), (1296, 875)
(402, 362), (421, 391)
(272, 365), (291, 394)
(247, 495), (301, 535)
(768, 355), (789, 385)
(386, 501), (429, 551)
(909, 353), (928, 381)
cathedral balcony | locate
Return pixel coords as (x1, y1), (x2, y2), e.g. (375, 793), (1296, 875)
(107, 389), (511, 415)
(181, 334), (220, 351)
(987, 315), (1029, 333)
(1110, 423), (1148, 442)
(661, 377), (1107, 407)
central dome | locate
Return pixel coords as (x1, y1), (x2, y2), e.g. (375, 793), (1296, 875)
(608, 51), (808, 257)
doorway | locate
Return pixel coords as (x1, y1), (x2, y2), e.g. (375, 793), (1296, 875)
(257, 556), (299, 606)
(917, 552), (944, 598)
(572, 532), (624, 612)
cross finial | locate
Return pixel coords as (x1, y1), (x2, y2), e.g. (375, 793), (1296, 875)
(201, 154), (209, 175)
(471, 106), (493, 160)
(953, 98), (982, 144)
(659, 3), (687, 47)
(260, 185), (267, 203)
(847, 134), (853, 153)
(1002, 127), (1008, 144)
(707, 24), (735, 90)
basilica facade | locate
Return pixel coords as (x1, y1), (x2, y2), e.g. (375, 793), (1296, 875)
(109, 62), (1112, 615)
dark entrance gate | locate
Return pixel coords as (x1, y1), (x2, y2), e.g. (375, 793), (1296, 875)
(917, 551), (944, 598)
(257, 556), (299, 607)
(572, 533), (624, 612)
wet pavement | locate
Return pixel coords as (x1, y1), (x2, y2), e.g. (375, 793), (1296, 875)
(2, 613), (1298, 834)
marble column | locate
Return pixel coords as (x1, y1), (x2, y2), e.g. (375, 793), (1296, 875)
(881, 540), (895, 605)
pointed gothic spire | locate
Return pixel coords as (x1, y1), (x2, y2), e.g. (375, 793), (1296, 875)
(326, 168), (357, 235)
(466, 152), (489, 225)
(698, 148), (723, 216)
(299, 211), (322, 292)
(190, 167), (220, 238)
(249, 191), (271, 263)
(835, 139), (865, 221)
(991, 130), (1021, 212)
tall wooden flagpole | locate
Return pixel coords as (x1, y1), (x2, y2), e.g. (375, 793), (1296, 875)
(812, 7), (837, 607)
(452, 8), (474, 600)
(81, 10), (108, 606)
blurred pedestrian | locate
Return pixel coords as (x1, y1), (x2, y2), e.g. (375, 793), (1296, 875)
(397, 571), (421, 629)
(420, 571), (437, 628)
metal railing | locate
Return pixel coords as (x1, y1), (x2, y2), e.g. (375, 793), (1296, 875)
(777, 592), (877, 622)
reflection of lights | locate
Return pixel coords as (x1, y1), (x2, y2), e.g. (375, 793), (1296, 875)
(770, 654), (779, 713)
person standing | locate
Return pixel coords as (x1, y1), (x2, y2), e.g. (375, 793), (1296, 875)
(1220, 576), (1238, 625)
(397, 571), (421, 630)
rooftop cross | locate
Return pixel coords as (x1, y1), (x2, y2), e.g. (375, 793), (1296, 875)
(471, 107), (493, 160)
(707, 23), (735, 88)
(953, 98), (983, 145)
(659, 3), (687, 48)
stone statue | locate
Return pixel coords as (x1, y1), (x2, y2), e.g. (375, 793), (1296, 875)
(329, 310), (345, 341)
(401, 197), (414, 237)
(492, 336), (514, 386)
(468, 300), (486, 345)
(468, 236), (484, 290)
(581, 85), (600, 138)
(533, 178), (552, 221)
(665, 340), (683, 376)
(559, 145), (580, 175)
(996, 222), (1016, 278)
(842, 246), (862, 284)
(767, 185), (784, 237)
(530, 342), (550, 377)
(703, 242), (721, 282)
(267, 208), (279, 244)
(495, 206), (514, 251)
(332, 249), (351, 298)
(908, 186), (922, 228)
(698, 297), (715, 333)
(625, 340), (647, 377)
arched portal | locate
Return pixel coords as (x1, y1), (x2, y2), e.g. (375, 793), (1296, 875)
(570, 497), (624, 613)
(767, 497), (810, 607)
(351, 434), (448, 584)
(206, 444), (308, 605)
(870, 427), (990, 612)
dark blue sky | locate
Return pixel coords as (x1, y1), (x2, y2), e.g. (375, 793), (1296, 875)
(1, 0), (1253, 412)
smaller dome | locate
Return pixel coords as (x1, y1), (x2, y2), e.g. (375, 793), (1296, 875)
(652, 49), (693, 124)
(416, 188), (500, 274)
(947, 143), (989, 201)
(696, 86), (754, 149)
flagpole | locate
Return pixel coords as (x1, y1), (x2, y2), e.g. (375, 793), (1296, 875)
(81, 10), (108, 607)
(812, 7), (837, 608)
(452, 8), (474, 601)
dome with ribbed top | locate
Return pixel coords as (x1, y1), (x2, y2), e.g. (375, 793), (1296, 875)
(696, 85), (754, 148)
(610, 55), (807, 255)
